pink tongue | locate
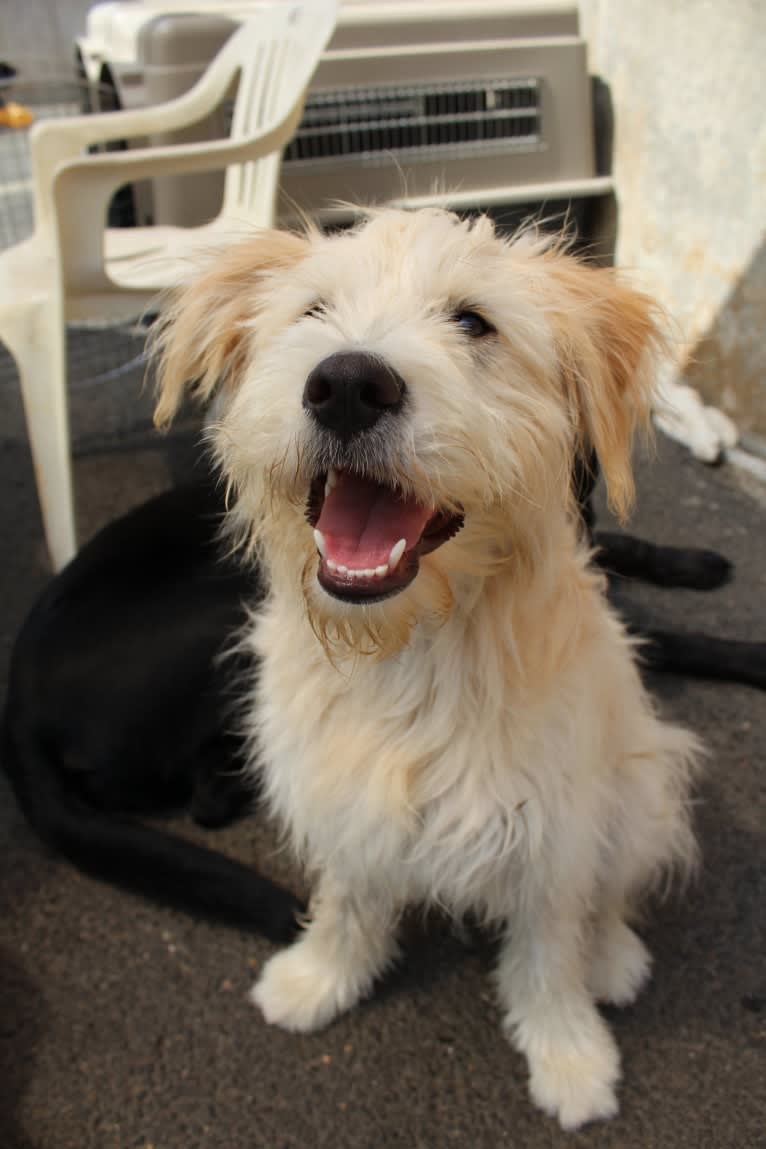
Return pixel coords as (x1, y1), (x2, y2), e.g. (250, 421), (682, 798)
(316, 472), (433, 570)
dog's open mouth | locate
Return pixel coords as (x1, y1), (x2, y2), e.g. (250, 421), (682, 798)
(306, 469), (463, 603)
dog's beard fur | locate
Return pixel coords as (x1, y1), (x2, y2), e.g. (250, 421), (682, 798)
(301, 552), (455, 664)
(152, 207), (701, 1131)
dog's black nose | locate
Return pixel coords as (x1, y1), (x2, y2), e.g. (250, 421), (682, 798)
(303, 351), (405, 437)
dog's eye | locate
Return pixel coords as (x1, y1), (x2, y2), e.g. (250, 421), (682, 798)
(304, 302), (328, 321)
(452, 309), (495, 338)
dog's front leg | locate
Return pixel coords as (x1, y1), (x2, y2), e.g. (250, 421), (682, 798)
(250, 869), (400, 1033)
(496, 865), (620, 1130)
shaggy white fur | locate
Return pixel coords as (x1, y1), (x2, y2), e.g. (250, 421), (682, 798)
(154, 208), (703, 1130)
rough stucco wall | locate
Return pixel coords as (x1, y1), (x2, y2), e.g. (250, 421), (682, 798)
(579, 0), (766, 434)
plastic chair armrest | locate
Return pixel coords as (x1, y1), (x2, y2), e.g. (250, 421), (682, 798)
(29, 68), (236, 181)
(52, 102), (303, 292)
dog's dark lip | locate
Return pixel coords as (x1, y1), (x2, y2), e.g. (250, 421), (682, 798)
(317, 549), (420, 603)
(306, 472), (463, 604)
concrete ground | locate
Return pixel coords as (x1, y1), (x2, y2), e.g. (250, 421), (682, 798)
(0, 356), (764, 1149)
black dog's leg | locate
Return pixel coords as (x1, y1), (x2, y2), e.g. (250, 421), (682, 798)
(594, 531), (733, 590)
(577, 449), (732, 591)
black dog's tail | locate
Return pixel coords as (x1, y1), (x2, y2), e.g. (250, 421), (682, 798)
(2, 717), (303, 943)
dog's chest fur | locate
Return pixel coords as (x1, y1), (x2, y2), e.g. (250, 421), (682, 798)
(247, 560), (616, 919)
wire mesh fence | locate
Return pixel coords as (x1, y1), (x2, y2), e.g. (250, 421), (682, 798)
(0, 74), (150, 408)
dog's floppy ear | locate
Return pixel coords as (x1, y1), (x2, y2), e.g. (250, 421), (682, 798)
(543, 256), (665, 521)
(152, 229), (308, 429)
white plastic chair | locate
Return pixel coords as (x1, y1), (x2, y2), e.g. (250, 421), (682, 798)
(0, 0), (337, 570)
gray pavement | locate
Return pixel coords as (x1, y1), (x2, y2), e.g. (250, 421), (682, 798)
(0, 360), (764, 1148)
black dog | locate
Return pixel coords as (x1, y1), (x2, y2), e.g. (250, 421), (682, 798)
(2, 478), (302, 941)
(3, 462), (764, 938)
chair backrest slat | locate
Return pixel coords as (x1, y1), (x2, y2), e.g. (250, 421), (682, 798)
(220, 2), (336, 221)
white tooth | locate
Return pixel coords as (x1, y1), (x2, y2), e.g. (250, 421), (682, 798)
(327, 559), (338, 573)
(388, 538), (406, 570)
(324, 481), (332, 498)
(375, 565), (388, 577)
(313, 528), (327, 558)
(363, 569), (375, 578)
(326, 468), (338, 490)
(337, 564), (347, 575)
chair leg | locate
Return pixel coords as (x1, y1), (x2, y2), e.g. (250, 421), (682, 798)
(8, 300), (76, 571)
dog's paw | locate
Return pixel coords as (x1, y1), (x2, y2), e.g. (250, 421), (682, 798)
(653, 380), (738, 463)
(670, 548), (733, 591)
(509, 1006), (624, 1130)
(250, 944), (358, 1033)
(702, 404), (738, 452)
(513, 1009), (621, 1130)
(588, 921), (652, 1007)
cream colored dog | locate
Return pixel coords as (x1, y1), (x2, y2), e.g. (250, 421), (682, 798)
(154, 208), (701, 1130)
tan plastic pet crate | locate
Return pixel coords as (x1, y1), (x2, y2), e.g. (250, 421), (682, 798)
(76, 1), (613, 238)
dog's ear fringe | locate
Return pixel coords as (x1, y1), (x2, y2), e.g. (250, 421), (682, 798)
(539, 253), (667, 522)
(150, 229), (309, 430)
